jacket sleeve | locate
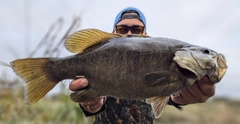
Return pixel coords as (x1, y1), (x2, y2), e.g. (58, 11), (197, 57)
(80, 97), (184, 117)
(167, 97), (186, 110)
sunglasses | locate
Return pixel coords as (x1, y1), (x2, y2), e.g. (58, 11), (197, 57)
(115, 25), (145, 34)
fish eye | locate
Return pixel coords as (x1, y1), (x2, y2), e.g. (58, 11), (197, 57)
(203, 49), (210, 54)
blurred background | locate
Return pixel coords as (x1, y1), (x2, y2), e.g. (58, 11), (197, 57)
(0, 0), (239, 124)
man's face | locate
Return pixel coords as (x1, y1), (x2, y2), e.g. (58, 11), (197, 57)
(114, 18), (146, 35)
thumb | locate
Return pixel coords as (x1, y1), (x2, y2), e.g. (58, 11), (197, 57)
(69, 78), (88, 91)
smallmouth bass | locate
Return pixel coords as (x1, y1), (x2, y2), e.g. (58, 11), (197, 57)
(10, 29), (228, 118)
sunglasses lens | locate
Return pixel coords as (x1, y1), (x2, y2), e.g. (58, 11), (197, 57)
(131, 26), (144, 34)
(116, 25), (144, 34)
(116, 25), (129, 34)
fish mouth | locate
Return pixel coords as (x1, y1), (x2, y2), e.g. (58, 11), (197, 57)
(175, 63), (197, 80)
(207, 53), (228, 83)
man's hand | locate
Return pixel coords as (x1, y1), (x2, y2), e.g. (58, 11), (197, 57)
(171, 76), (215, 105)
(69, 78), (105, 113)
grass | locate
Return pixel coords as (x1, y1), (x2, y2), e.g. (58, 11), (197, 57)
(0, 86), (95, 124)
(1, 84), (240, 124)
(155, 97), (240, 124)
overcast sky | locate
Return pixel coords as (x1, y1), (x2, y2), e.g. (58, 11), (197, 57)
(0, 0), (239, 99)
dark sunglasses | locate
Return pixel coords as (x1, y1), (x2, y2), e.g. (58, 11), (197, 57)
(115, 25), (145, 34)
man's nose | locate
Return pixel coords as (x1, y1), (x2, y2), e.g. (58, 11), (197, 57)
(127, 30), (132, 34)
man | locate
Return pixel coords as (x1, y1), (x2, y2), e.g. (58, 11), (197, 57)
(69, 7), (215, 124)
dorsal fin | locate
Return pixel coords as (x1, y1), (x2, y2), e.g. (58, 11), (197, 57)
(65, 28), (122, 53)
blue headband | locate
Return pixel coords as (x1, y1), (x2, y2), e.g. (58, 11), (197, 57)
(113, 7), (146, 29)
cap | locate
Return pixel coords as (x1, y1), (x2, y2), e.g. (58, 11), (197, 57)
(113, 7), (146, 28)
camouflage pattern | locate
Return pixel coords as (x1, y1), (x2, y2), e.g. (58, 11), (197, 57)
(94, 97), (154, 124)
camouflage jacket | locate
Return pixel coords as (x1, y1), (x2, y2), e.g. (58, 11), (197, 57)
(82, 97), (154, 124)
(81, 97), (181, 124)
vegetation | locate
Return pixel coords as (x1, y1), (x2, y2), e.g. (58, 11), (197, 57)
(156, 97), (240, 124)
(0, 83), (94, 124)
(0, 82), (240, 124)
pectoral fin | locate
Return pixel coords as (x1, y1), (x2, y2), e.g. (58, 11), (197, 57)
(146, 96), (170, 118)
(65, 28), (122, 53)
(144, 71), (180, 86)
(70, 88), (102, 102)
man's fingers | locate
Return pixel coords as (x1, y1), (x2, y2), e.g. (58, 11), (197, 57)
(171, 88), (194, 104)
(80, 96), (105, 113)
(197, 77), (216, 97)
(187, 82), (208, 103)
(69, 78), (105, 113)
(81, 96), (104, 106)
(69, 78), (88, 91)
(171, 76), (216, 105)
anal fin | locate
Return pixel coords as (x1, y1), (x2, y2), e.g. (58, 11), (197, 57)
(146, 96), (170, 119)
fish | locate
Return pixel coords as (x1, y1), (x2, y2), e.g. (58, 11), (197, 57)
(10, 28), (228, 118)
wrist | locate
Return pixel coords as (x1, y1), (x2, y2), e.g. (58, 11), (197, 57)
(168, 96), (186, 110)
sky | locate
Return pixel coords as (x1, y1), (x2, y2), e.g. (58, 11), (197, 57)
(0, 0), (239, 99)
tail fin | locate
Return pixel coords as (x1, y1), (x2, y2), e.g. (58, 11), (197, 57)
(11, 58), (59, 104)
